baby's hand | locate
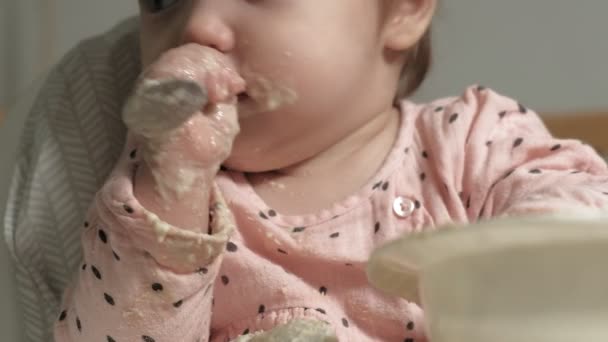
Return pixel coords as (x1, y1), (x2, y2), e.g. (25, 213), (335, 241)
(123, 44), (245, 200)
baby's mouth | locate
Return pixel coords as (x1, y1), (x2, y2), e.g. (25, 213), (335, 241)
(236, 75), (298, 115)
(237, 91), (251, 103)
(235, 91), (260, 120)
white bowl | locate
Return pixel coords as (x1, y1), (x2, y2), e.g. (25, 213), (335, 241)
(367, 218), (608, 342)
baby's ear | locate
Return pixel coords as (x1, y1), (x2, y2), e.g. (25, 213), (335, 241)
(382, 0), (436, 51)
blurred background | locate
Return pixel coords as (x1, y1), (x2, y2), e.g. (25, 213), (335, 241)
(1, 1), (607, 341)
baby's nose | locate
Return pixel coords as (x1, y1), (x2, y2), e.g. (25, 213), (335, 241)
(180, 1), (235, 53)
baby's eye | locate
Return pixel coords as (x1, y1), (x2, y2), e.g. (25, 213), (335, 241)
(140, 0), (180, 13)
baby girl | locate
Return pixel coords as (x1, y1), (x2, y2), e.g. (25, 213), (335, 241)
(53, 0), (608, 341)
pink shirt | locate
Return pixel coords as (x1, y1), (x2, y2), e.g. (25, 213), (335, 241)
(54, 86), (608, 341)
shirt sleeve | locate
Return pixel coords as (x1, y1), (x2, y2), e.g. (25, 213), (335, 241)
(418, 86), (608, 222)
(53, 135), (235, 342)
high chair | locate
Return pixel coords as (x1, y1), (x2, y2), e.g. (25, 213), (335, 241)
(2, 18), (140, 342)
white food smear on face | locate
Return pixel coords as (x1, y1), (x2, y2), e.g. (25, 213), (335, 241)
(269, 181), (286, 190)
(242, 70), (298, 112)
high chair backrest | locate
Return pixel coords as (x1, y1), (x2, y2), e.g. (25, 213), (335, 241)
(2, 17), (140, 342)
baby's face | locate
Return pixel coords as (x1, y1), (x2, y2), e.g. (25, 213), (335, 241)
(138, 0), (395, 172)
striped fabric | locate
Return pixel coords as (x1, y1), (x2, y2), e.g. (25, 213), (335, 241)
(3, 18), (140, 342)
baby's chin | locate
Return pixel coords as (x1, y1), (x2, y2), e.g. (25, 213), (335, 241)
(222, 141), (316, 174)
(222, 152), (293, 173)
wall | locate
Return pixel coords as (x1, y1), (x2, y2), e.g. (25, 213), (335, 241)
(0, 0), (138, 109)
(415, 0), (608, 110)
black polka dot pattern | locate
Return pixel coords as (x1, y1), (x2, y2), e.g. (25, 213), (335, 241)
(513, 138), (524, 148)
(319, 286), (327, 295)
(498, 111), (507, 119)
(151, 283), (163, 292)
(221, 275), (230, 285)
(372, 181), (383, 190)
(268, 210), (277, 217)
(58, 310), (67, 321)
(242, 328), (250, 335)
(404, 338), (414, 342)
(449, 113), (459, 124)
(414, 200), (421, 209)
(107, 336), (116, 342)
(130, 149), (137, 159)
(518, 103), (528, 114)
(466, 196), (471, 209)
(422, 151), (429, 159)
(259, 211), (268, 219)
(123, 204), (134, 214)
(112, 250), (121, 261)
(76, 316), (81, 332)
(330, 232), (340, 239)
(81, 264), (87, 271)
(91, 266), (102, 280)
(278, 248), (288, 255)
(142, 336), (156, 342)
(434, 106), (444, 112)
(104, 293), (115, 306)
(315, 308), (326, 314)
(173, 300), (183, 308)
(382, 182), (389, 191)
(486, 141), (493, 147)
(420, 173), (426, 181)
(551, 144), (562, 151)
(342, 318), (349, 327)
(530, 169), (542, 174)
(98, 229), (108, 244)
(226, 242), (238, 252)
(374, 222), (381, 234)
(293, 227), (306, 233)
(258, 305), (265, 314)
(84, 221), (89, 228)
(407, 321), (415, 330)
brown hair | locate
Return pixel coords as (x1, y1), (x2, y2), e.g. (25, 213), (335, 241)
(396, 28), (432, 99)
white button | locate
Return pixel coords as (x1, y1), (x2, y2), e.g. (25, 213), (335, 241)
(393, 197), (415, 218)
